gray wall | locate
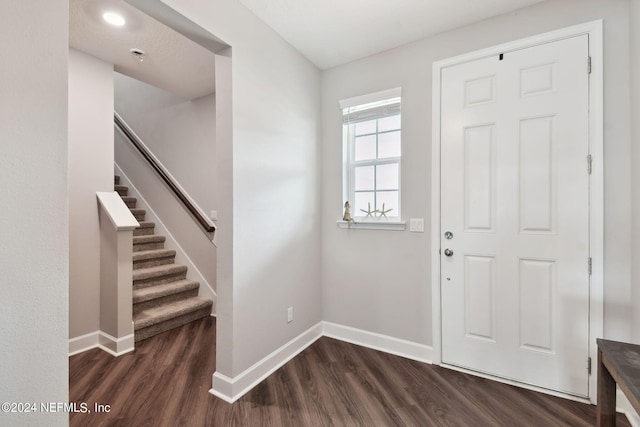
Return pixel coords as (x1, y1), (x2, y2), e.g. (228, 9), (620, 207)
(161, 0), (323, 377)
(114, 73), (217, 216)
(321, 0), (633, 346)
(69, 48), (114, 340)
(0, 1), (69, 425)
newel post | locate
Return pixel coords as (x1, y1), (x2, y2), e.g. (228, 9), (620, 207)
(96, 191), (139, 355)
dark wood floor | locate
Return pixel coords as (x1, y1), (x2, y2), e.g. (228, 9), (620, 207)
(70, 317), (630, 426)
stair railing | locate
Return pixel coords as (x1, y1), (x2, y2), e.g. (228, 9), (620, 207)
(114, 111), (216, 239)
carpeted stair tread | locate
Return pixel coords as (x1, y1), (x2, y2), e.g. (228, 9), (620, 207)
(121, 196), (137, 208)
(132, 248), (176, 262)
(136, 221), (155, 229)
(133, 221), (155, 236)
(132, 248), (175, 269)
(133, 297), (212, 331)
(115, 185), (128, 196)
(133, 279), (199, 304)
(133, 263), (187, 282)
(133, 235), (165, 244)
(132, 234), (164, 252)
(114, 175), (120, 185)
(129, 208), (146, 219)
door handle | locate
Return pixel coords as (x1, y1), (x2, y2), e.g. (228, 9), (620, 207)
(444, 248), (454, 257)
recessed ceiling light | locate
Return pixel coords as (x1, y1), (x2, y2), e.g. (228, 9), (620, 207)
(103, 11), (125, 27)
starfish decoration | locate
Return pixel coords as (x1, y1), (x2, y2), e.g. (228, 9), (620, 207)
(377, 203), (393, 218)
(360, 202), (376, 217)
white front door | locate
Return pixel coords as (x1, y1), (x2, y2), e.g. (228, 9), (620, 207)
(440, 35), (590, 396)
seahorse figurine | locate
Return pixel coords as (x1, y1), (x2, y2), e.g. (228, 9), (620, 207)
(343, 201), (355, 224)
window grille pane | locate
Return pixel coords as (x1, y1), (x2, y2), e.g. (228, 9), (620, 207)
(376, 163), (399, 190)
(354, 135), (376, 161)
(342, 90), (402, 221)
(355, 119), (376, 136)
(376, 191), (399, 216)
(354, 166), (375, 191)
(354, 192), (375, 215)
(378, 115), (401, 132)
(378, 131), (401, 159)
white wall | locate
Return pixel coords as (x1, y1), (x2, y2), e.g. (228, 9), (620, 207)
(0, 1), (69, 425)
(322, 0), (632, 347)
(159, 0), (322, 383)
(631, 0), (640, 345)
(69, 48), (115, 340)
(113, 72), (217, 216)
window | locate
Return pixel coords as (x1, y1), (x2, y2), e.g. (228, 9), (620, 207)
(341, 88), (402, 223)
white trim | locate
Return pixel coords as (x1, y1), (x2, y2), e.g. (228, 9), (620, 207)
(618, 389), (640, 427)
(586, 19), (604, 405)
(68, 331), (135, 357)
(69, 331), (100, 356)
(430, 20), (604, 401)
(322, 322), (432, 364)
(210, 322), (323, 403)
(98, 331), (135, 357)
(209, 322), (431, 403)
(336, 220), (406, 231)
(339, 87), (402, 109)
(114, 164), (217, 315)
(96, 191), (139, 231)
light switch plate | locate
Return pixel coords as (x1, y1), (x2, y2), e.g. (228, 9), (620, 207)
(410, 218), (424, 232)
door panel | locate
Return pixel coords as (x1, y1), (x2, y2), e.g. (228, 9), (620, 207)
(440, 35), (590, 396)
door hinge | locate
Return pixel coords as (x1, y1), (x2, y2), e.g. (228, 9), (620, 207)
(588, 56), (592, 74)
(588, 257), (592, 275)
(588, 356), (592, 375)
(587, 154), (592, 175)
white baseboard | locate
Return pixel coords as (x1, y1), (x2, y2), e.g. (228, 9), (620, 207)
(209, 321), (431, 403)
(210, 322), (323, 403)
(98, 332), (135, 357)
(69, 331), (100, 356)
(69, 331), (134, 357)
(322, 321), (433, 364)
(618, 389), (640, 427)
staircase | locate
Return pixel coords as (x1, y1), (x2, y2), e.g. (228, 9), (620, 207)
(114, 175), (213, 342)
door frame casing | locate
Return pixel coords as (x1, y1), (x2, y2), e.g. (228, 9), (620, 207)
(430, 20), (603, 402)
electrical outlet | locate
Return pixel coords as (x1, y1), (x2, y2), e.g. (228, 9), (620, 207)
(287, 306), (293, 323)
(410, 218), (424, 232)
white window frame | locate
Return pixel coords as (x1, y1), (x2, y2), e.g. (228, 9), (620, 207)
(338, 88), (405, 230)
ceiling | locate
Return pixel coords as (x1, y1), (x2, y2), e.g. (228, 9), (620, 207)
(239, 0), (548, 70)
(69, 0), (216, 99)
(69, 0), (548, 96)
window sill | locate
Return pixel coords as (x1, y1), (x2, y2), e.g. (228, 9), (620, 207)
(336, 220), (406, 231)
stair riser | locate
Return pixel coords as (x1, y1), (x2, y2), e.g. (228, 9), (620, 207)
(115, 189), (128, 197)
(114, 176), (120, 185)
(133, 289), (199, 315)
(124, 200), (137, 208)
(133, 272), (188, 289)
(132, 213), (146, 221)
(133, 242), (165, 252)
(133, 227), (155, 237)
(133, 255), (176, 270)
(134, 306), (211, 342)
